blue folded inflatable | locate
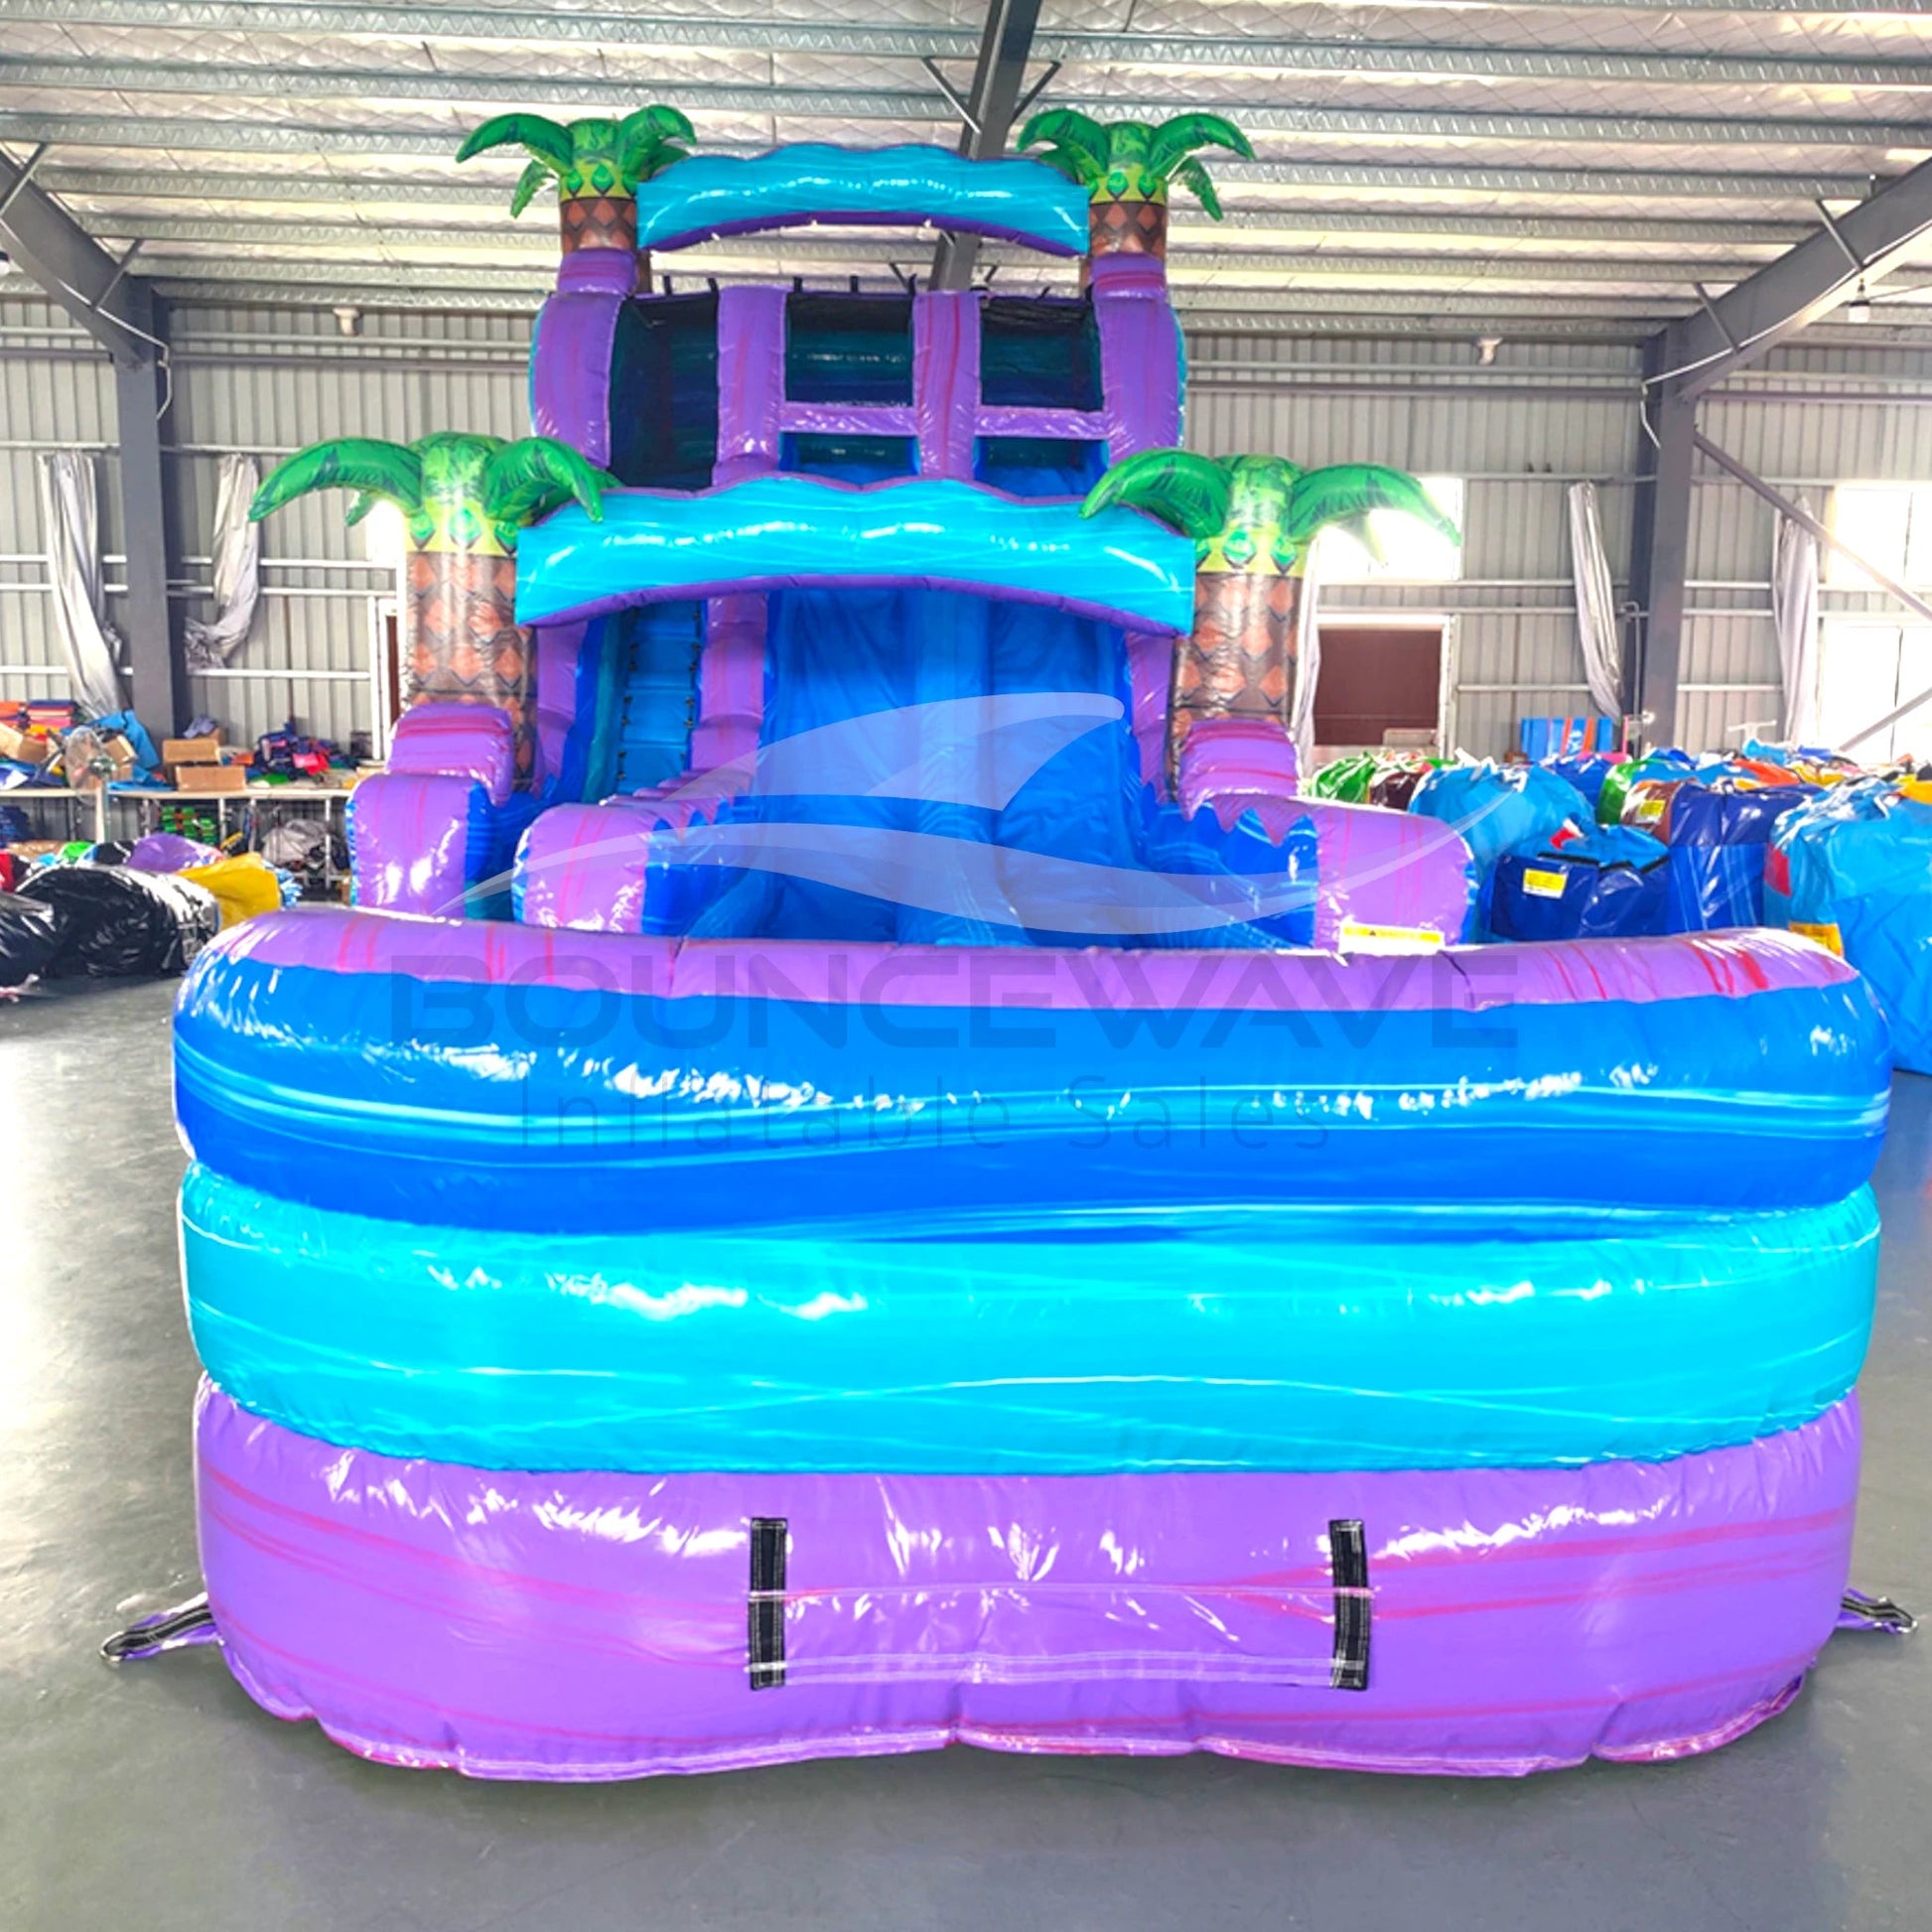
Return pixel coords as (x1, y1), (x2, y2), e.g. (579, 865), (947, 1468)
(1409, 761), (1592, 935)
(1490, 824), (1669, 942)
(1770, 780), (1932, 1071)
(1624, 779), (1816, 931)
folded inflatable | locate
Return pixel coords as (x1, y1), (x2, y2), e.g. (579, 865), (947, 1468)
(1770, 779), (1932, 1071)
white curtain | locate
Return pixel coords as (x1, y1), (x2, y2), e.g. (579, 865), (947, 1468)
(184, 453), (264, 671)
(37, 451), (127, 718)
(1773, 496), (1822, 746)
(1566, 481), (1622, 719)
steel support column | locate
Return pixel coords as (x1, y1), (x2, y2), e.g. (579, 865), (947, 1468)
(928, 0), (1046, 290)
(1627, 336), (1697, 747)
(0, 148), (186, 734)
(112, 284), (186, 737)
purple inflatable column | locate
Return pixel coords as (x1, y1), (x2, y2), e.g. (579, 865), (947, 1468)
(699, 284), (786, 771)
(1092, 254), (1180, 461)
(530, 268), (627, 467)
(913, 291), (981, 482)
(715, 284), (787, 483)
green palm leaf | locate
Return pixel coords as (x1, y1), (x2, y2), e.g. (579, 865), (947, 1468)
(620, 104), (694, 188)
(508, 159), (550, 218)
(1017, 109), (1112, 186)
(250, 438), (424, 523)
(626, 103), (696, 147)
(1146, 112), (1254, 178)
(481, 437), (616, 537)
(1169, 155), (1223, 219)
(457, 112), (574, 175)
(1082, 449), (1232, 542)
(1282, 465), (1460, 547)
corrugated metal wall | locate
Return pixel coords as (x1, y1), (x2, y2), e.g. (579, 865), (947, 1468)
(1186, 334), (1641, 759)
(3, 294), (1931, 759)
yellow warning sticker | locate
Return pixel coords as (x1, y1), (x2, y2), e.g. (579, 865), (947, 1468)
(1521, 867), (1568, 898)
(1338, 919), (1447, 954)
(1791, 920), (1845, 957)
(1631, 795), (1667, 824)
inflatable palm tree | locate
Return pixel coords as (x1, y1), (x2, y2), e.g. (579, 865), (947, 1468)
(251, 434), (612, 773)
(1018, 111), (1253, 258)
(457, 107), (694, 279)
(1084, 452), (1457, 771)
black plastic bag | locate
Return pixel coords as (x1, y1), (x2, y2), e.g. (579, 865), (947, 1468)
(0, 890), (68, 988)
(20, 864), (220, 978)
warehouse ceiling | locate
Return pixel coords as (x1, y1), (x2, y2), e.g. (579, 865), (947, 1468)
(4, 0), (1932, 335)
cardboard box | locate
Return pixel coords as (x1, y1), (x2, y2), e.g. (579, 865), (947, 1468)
(0, 721), (52, 766)
(180, 765), (249, 793)
(163, 736), (222, 764)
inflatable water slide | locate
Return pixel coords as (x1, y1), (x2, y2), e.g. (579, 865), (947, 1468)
(121, 114), (1902, 1778)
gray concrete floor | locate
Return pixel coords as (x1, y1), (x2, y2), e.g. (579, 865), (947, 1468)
(3, 973), (1929, 1932)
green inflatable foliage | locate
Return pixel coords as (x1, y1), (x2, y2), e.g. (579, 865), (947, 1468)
(250, 432), (615, 555)
(457, 106), (696, 216)
(1017, 111), (1252, 212)
(1082, 450), (1459, 579)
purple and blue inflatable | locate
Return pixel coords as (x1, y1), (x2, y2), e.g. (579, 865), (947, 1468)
(136, 129), (1900, 1780)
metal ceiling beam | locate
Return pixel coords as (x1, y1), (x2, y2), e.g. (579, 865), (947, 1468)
(13, 1), (1932, 90)
(19, 0), (1932, 30)
(1659, 152), (1932, 396)
(928, 0), (1046, 290)
(117, 237), (1751, 295)
(1628, 154), (1932, 740)
(8, 60), (1932, 150)
(0, 144), (160, 361)
(9, 137), (1891, 209)
(81, 204), (1807, 252)
(136, 256), (1697, 317)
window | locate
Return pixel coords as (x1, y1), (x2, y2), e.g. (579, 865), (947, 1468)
(1312, 477), (1464, 586)
(1816, 621), (1932, 762)
(1826, 483), (1932, 590)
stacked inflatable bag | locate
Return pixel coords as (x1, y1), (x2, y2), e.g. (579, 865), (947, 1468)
(120, 128), (1906, 1782)
(1407, 759), (1591, 935)
(1490, 823), (1669, 942)
(1769, 778), (1932, 1072)
(1307, 749), (1441, 811)
(1618, 775), (1815, 931)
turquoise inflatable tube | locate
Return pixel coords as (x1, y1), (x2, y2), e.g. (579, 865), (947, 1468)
(183, 1166), (1878, 1476)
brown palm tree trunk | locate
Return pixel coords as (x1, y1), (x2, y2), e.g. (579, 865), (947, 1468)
(1089, 197), (1169, 259)
(559, 193), (637, 256)
(1168, 569), (1302, 775)
(558, 194), (640, 295)
(405, 548), (534, 778)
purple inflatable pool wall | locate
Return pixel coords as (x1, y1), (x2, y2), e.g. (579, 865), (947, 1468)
(197, 1385), (1862, 1780)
